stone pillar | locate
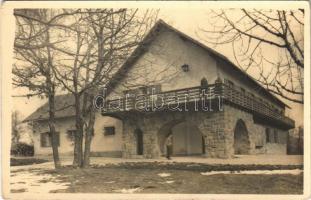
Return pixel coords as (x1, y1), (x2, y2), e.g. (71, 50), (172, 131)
(122, 119), (137, 158)
(197, 111), (228, 158)
(141, 117), (162, 158)
(121, 113), (162, 159)
(142, 130), (161, 158)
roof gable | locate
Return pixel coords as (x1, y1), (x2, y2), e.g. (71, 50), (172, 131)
(25, 19), (289, 121)
(106, 19), (289, 108)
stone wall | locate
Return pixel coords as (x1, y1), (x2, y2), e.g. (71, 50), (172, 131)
(121, 104), (289, 159)
(196, 111), (226, 158)
(223, 105), (256, 157)
(121, 110), (228, 158)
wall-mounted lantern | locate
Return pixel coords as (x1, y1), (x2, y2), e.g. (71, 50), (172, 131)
(181, 64), (189, 72)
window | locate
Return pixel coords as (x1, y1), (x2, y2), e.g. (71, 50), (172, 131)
(104, 126), (115, 136)
(146, 85), (161, 95)
(265, 128), (271, 143)
(123, 88), (140, 96)
(265, 128), (279, 143)
(274, 129), (278, 143)
(201, 78), (208, 88)
(124, 85), (161, 96)
(40, 132), (60, 147)
(140, 87), (147, 94)
(66, 130), (76, 143)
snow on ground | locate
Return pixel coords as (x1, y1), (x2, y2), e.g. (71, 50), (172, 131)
(165, 180), (175, 184)
(9, 155), (303, 194)
(200, 169), (303, 176)
(113, 187), (142, 193)
(157, 173), (171, 177)
(10, 169), (70, 193)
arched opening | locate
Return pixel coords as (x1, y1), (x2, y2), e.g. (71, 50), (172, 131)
(134, 128), (143, 155)
(234, 119), (250, 154)
(158, 121), (205, 156)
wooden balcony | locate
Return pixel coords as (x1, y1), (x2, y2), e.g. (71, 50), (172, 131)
(102, 82), (295, 129)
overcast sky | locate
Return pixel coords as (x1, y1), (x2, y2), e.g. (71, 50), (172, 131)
(12, 8), (304, 127)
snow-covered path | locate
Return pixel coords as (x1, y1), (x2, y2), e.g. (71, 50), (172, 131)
(10, 169), (69, 193)
(10, 161), (71, 193)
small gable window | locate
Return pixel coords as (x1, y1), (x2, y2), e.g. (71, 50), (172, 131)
(200, 78), (208, 88)
(104, 126), (115, 136)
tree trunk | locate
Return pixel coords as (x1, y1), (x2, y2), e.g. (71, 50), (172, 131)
(73, 94), (84, 167)
(45, 27), (61, 169)
(82, 108), (95, 168)
(48, 92), (61, 169)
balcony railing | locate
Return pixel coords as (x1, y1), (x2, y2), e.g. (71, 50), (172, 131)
(102, 82), (294, 128)
(222, 83), (294, 128)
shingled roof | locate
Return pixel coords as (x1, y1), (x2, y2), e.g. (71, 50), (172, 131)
(24, 19), (289, 122)
(23, 94), (75, 122)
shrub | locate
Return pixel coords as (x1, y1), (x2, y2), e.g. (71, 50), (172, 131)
(11, 143), (34, 156)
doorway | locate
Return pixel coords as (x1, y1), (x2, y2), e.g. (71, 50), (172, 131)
(135, 129), (143, 155)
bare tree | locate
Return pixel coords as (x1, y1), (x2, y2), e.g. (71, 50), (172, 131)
(13, 9), (69, 168)
(200, 9), (304, 104)
(49, 9), (158, 167)
(11, 110), (23, 145)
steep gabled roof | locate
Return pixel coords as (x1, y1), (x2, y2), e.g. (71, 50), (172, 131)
(106, 19), (290, 108)
(25, 19), (290, 122)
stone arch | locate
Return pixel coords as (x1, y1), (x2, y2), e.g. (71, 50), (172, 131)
(157, 119), (184, 155)
(233, 119), (251, 154)
(157, 119), (205, 156)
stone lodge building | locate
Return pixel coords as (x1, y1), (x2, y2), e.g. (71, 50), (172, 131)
(25, 20), (295, 159)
